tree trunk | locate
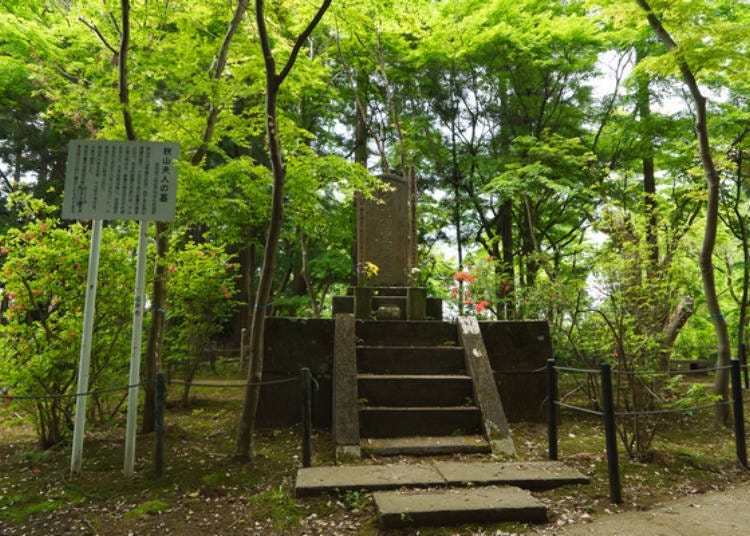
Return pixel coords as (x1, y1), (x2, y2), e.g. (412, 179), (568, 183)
(635, 44), (659, 268)
(143, 0), (248, 432)
(235, 0), (332, 462)
(638, 0), (732, 425)
(299, 234), (320, 318)
(141, 221), (168, 433)
(499, 200), (515, 319)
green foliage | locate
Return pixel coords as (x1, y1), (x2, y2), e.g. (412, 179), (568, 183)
(0, 193), (135, 447)
(163, 242), (238, 385)
(125, 499), (172, 519)
(247, 486), (307, 529)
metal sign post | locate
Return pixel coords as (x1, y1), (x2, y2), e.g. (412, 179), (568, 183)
(70, 219), (103, 476)
(64, 140), (178, 477)
(123, 219), (149, 477)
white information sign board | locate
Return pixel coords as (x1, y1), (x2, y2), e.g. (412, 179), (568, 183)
(63, 140), (178, 222)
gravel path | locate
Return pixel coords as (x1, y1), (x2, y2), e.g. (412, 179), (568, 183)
(535, 481), (750, 535)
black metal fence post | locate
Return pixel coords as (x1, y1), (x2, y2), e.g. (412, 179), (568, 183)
(546, 359), (558, 461)
(600, 362), (622, 504)
(154, 372), (166, 478)
(730, 359), (748, 469)
(300, 368), (312, 468)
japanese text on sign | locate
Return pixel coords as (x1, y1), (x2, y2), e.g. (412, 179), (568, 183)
(63, 140), (179, 221)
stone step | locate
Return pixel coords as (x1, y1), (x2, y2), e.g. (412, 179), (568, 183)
(361, 435), (491, 457)
(294, 461), (589, 497)
(356, 320), (458, 347)
(357, 346), (465, 375)
(347, 286), (410, 296)
(358, 374), (473, 407)
(373, 486), (548, 529)
(360, 406), (482, 438)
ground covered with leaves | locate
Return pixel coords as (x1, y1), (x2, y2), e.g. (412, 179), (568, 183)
(1, 378), (748, 535)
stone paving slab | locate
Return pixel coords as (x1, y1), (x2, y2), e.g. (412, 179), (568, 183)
(374, 485), (548, 528)
(294, 463), (444, 497)
(435, 461), (590, 490)
(295, 461), (588, 497)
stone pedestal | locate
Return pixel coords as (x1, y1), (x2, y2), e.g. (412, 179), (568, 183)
(353, 287), (373, 320)
(406, 287), (427, 320)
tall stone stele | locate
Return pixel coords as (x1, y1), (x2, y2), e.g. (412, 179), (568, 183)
(356, 167), (418, 287)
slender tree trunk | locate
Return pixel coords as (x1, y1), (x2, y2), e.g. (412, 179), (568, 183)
(234, 232), (256, 364)
(141, 221), (168, 433)
(499, 200), (515, 319)
(235, 0), (332, 462)
(299, 234), (320, 318)
(731, 150), (749, 365)
(143, 0), (248, 432)
(637, 0), (732, 424)
(635, 45), (659, 268)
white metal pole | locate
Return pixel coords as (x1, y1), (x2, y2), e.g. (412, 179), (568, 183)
(70, 219), (104, 476)
(124, 220), (149, 477)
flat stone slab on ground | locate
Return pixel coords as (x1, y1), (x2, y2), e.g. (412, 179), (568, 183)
(295, 460), (588, 497)
(295, 463), (444, 497)
(374, 485), (548, 528)
(435, 461), (590, 490)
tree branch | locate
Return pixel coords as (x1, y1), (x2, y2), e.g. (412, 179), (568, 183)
(79, 17), (118, 55)
(277, 0), (333, 85)
(191, 0), (249, 166)
(119, 0), (136, 141)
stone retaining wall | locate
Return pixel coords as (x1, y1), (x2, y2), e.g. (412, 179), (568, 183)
(256, 317), (551, 428)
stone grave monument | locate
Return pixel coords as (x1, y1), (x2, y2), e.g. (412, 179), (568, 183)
(332, 167), (442, 319)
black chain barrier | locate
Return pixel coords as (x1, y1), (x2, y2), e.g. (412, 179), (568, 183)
(546, 358), (749, 506)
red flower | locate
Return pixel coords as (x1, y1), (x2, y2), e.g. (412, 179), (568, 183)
(0, 247), (8, 255)
(465, 297), (474, 305)
(476, 300), (489, 313)
(453, 272), (475, 283)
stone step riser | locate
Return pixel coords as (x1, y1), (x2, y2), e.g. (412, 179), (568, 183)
(357, 347), (465, 375)
(374, 487), (548, 529)
(358, 375), (473, 407)
(359, 407), (482, 438)
(356, 320), (458, 347)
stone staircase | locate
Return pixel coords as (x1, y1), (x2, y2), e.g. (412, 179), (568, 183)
(333, 316), (514, 461)
(320, 314), (586, 529)
(356, 319), (492, 456)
